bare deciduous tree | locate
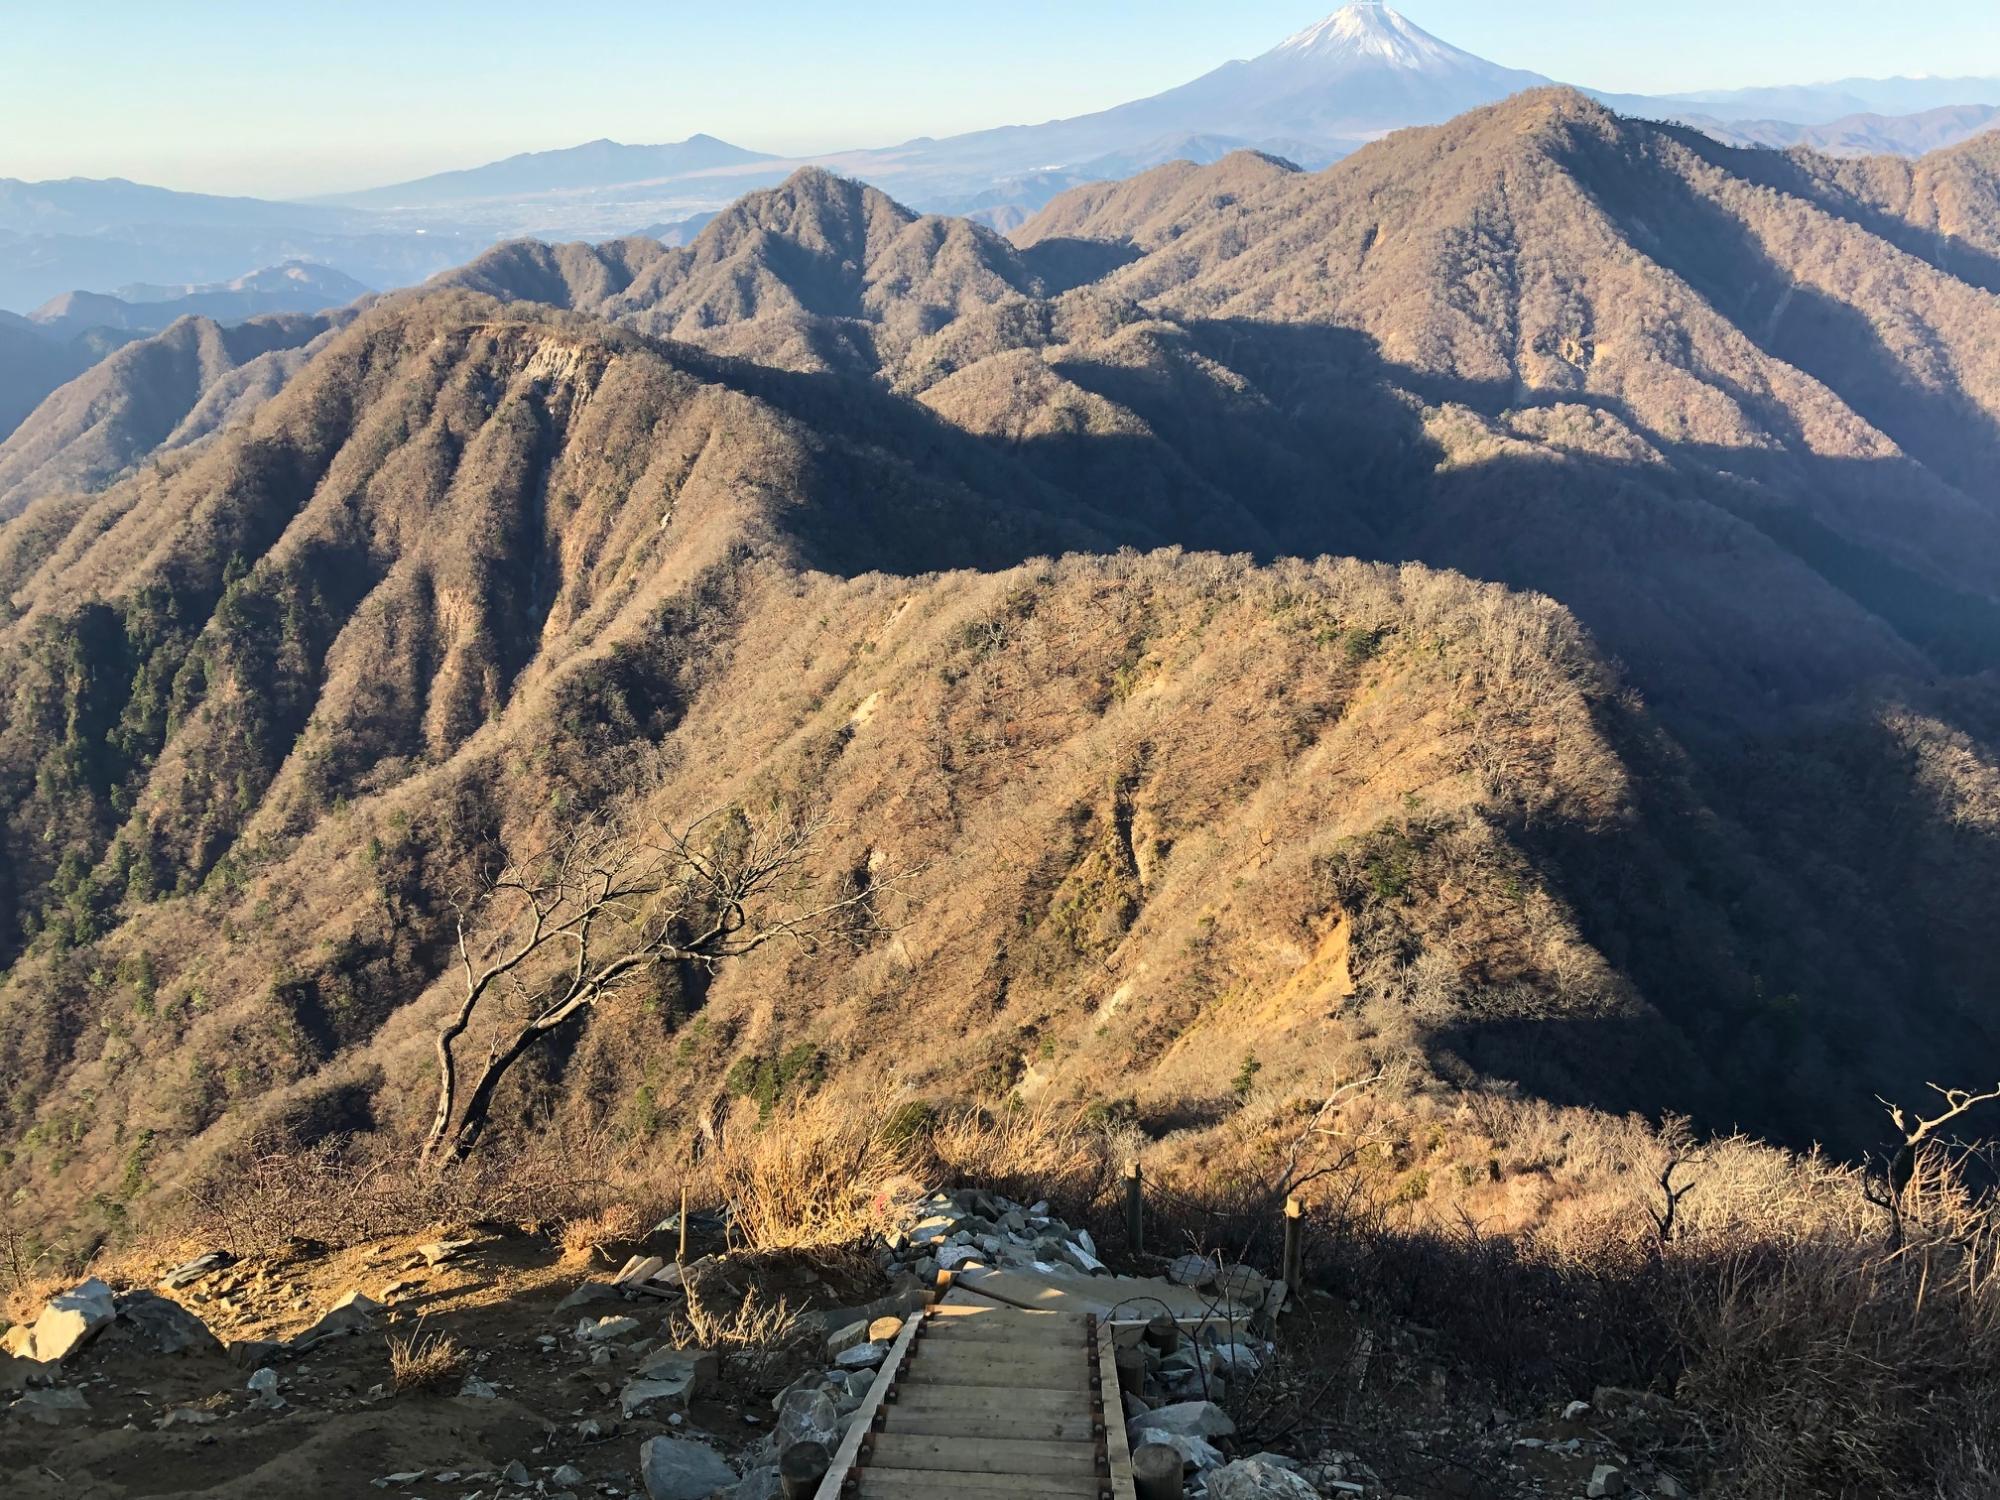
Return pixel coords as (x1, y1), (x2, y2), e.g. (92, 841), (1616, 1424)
(1865, 1081), (2000, 1249)
(421, 806), (909, 1167)
(1648, 1112), (1704, 1246)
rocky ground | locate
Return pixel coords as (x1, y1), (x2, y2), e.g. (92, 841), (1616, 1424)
(2, 1186), (1703, 1499)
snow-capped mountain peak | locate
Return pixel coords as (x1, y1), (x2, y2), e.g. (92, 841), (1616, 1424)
(1272, 4), (1479, 73)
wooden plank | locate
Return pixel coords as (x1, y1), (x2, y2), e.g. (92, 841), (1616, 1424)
(886, 1384), (1082, 1414)
(814, 1307), (925, 1500)
(882, 1409), (1101, 1441)
(1097, 1315), (1138, 1500)
(864, 1433), (1100, 1477)
(906, 1344), (1081, 1373)
(922, 1323), (1085, 1346)
(927, 1299), (1086, 1324)
(902, 1360), (1090, 1390)
(854, 1471), (1104, 1500)
(955, 1266), (1250, 1322)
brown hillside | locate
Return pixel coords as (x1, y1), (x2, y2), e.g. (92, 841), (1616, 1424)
(2, 94), (1999, 1247)
(0, 312), (341, 522)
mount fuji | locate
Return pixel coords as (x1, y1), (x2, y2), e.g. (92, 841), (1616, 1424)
(325, 4), (1555, 232)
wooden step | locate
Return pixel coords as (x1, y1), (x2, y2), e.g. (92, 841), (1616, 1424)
(900, 1358), (1091, 1391)
(880, 1408), (1102, 1442)
(853, 1470), (1108, 1500)
(888, 1385), (1085, 1415)
(863, 1432), (1102, 1478)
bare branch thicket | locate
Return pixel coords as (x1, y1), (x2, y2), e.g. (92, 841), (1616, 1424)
(1865, 1082), (2000, 1250)
(1278, 1069), (1389, 1202)
(421, 806), (920, 1167)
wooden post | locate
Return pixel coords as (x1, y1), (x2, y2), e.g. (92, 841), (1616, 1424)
(1283, 1194), (1303, 1288)
(1143, 1311), (1178, 1354)
(1132, 1441), (1185, 1500)
(1124, 1161), (1144, 1257)
(779, 1440), (831, 1498)
(678, 1184), (690, 1265)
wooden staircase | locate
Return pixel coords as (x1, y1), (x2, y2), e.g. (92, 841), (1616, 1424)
(815, 1301), (1137, 1499)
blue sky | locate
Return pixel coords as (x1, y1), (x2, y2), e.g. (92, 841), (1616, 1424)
(4, 0), (1998, 197)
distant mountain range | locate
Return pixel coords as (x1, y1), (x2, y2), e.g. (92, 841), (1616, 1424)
(0, 260), (371, 449)
(3, 3), (1997, 312)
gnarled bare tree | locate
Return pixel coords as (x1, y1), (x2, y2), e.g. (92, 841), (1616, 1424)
(421, 806), (907, 1167)
(1865, 1081), (2000, 1250)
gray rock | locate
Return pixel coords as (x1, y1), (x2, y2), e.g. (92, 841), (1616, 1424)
(1128, 1428), (1224, 1470)
(418, 1236), (481, 1267)
(832, 1340), (888, 1370)
(285, 1291), (382, 1352)
(161, 1252), (230, 1290)
(9, 1386), (89, 1425)
(1167, 1253), (1219, 1287)
(246, 1367), (283, 1407)
(1588, 1465), (1627, 1498)
(229, 1339), (282, 1369)
(1127, 1400), (1235, 1440)
(1206, 1458), (1320, 1499)
(1205, 1341), (1264, 1377)
(1212, 1266), (1269, 1305)
(575, 1314), (641, 1343)
(21, 1278), (117, 1363)
(556, 1282), (627, 1314)
(640, 1435), (738, 1500)
(459, 1375), (499, 1399)
(637, 1345), (719, 1389)
(727, 1466), (783, 1500)
(824, 1320), (870, 1358)
(775, 1388), (841, 1452)
(111, 1290), (223, 1356)
(552, 1466), (586, 1487)
(503, 1458), (533, 1485)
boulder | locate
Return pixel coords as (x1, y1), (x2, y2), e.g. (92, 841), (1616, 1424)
(246, 1367), (283, 1407)
(1587, 1465), (1627, 1498)
(575, 1314), (640, 1343)
(556, 1282), (626, 1314)
(23, 1279), (117, 1363)
(9, 1386), (89, 1426)
(1127, 1400), (1235, 1440)
(1205, 1341), (1264, 1377)
(1128, 1429), (1224, 1470)
(1206, 1458), (1320, 1499)
(623, 1348), (716, 1415)
(1167, 1253), (1220, 1288)
(727, 1468), (783, 1500)
(286, 1291), (382, 1352)
(639, 1435), (738, 1500)
(110, 1290), (223, 1356)
(775, 1388), (841, 1453)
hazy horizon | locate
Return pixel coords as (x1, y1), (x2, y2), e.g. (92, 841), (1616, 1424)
(4, 0), (2000, 199)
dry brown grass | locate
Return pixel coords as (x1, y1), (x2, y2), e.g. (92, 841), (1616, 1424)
(557, 1202), (646, 1264)
(386, 1327), (467, 1393)
(708, 1091), (916, 1255)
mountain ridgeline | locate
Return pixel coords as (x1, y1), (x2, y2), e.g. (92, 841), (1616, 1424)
(1, 90), (1997, 1223)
